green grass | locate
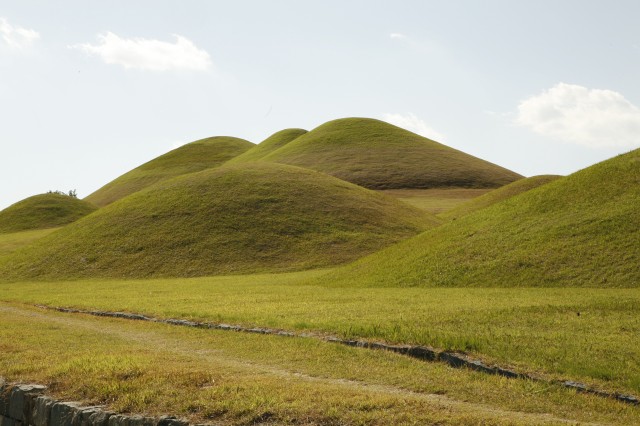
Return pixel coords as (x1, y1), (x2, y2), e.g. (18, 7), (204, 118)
(316, 148), (640, 288)
(3, 275), (640, 398)
(441, 175), (562, 220)
(0, 193), (97, 233)
(260, 117), (523, 189)
(226, 128), (307, 163)
(0, 228), (60, 258)
(85, 136), (253, 207)
(0, 162), (437, 280)
(2, 302), (638, 425)
(378, 188), (492, 214)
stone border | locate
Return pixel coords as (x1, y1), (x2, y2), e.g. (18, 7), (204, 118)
(35, 305), (639, 406)
(0, 380), (189, 426)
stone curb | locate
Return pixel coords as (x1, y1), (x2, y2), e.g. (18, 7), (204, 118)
(0, 380), (188, 426)
(35, 305), (639, 406)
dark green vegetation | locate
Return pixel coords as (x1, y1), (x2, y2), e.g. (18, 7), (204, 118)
(0, 162), (435, 280)
(317, 148), (640, 288)
(441, 175), (561, 220)
(259, 118), (523, 189)
(0, 193), (97, 233)
(226, 128), (308, 163)
(85, 136), (253, 207)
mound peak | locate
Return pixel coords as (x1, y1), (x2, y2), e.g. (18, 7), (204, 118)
(0, 193), (97, 234)
(85, 136), (253, 207)
(227, 128), (308, 164)
(0, 162), (438, 280)
(260, 117), (522, 189)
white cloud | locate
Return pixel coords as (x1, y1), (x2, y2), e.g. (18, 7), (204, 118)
(389, 33), (407, 40)
(382, 113), (446, 142)
(0, 17), (39, 50)
(70, 32), (212, 71)
(515, 83), (640, 148)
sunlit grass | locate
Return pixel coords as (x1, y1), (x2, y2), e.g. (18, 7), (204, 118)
(1, 303), (637, 425)
(3, 274), (640, 396)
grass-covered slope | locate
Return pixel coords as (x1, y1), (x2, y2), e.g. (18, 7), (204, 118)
(441, 175), (562, 220)
(85, 136), (253, 207)
(261, 118), (523, 189)
(0, 163), (437, 281)
(317, 149), (640, 288)
(226, 128), (307, 164)
(0, 193), (97, 233)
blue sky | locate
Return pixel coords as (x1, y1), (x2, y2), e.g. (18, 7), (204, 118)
(1, 1), (639, 209)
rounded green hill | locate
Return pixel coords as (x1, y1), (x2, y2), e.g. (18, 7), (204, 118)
(0, 162), (438, 280)
(318, 148), (640, 288)
(227, 128), (308, 164)
(0, 193), (97, 234)
(441, 175), (562, 220)
(85, 136), (253, 207)
(260, 118), (523, 189)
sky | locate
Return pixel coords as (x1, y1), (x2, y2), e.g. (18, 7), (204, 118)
(1, 0), (639, 210)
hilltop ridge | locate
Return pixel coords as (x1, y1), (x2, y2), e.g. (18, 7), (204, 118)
(260, 117), (523, 189)
(85, 136), (253, 207)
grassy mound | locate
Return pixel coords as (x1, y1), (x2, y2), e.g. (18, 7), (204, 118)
(260, 118), (522, 189)
(316, 149), (640, 288)
(85, 136), (253, 207)
(441, 175), (562, 220)
(227, 128), (307, 163)
(0, 193), (97, 234)
(0, 163), (437, 280)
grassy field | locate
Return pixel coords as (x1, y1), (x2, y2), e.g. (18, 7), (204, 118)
(3, 120), (637, 424)
(0, 163), (436, 280)
(0, 228), (59, 257)
(0, 193), (97, 233)
(260, 118), (522, 189)
(1, 301), (638, 425)
(85, 136), (253, 207)
(440, 175), (561, 220)
(378, 188), (492, 214)
(3, 273), (640, 399)
(316, 148), (640, 288)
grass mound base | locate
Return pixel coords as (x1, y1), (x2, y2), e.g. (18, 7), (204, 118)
(318, 148), (640, 288)
(0, 162), (436, 280)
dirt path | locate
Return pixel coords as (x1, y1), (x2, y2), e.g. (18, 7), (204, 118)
(0, 302), (602, 425)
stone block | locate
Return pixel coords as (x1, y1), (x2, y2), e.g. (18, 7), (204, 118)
(157, 416), (188, 426)
(50, 402), (80, 426)
(0, 386), (9, 417)
(9, 384), (46, 422)
(31, 396), (54, 426)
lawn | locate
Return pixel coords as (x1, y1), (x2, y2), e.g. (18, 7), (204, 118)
(1, 302), (637, 425)
(3, 272), (640, 398)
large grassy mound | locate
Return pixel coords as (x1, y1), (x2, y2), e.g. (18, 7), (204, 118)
(440, 175), (562, 220)
(0, 163), (437, 280)
(226, 128), (307, 163)
(260, 118), (523, 189)
(85, 136), (253, 207)
(316, 148), (640, 288)
(0, 193), (97, 234)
